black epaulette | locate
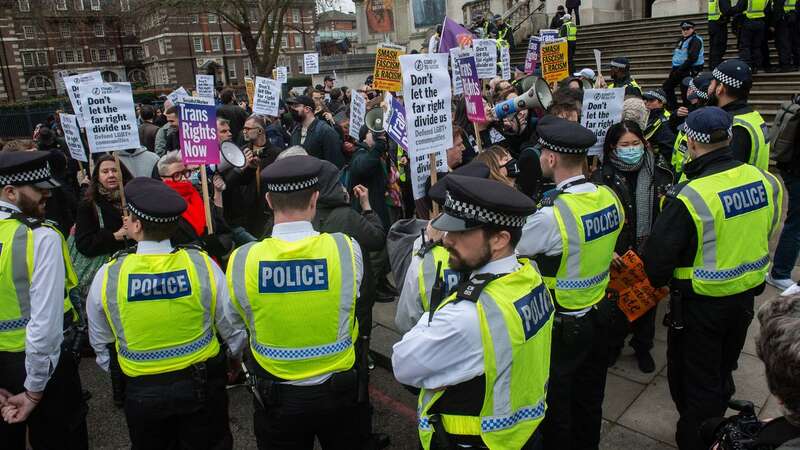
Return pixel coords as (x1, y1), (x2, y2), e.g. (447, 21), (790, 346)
(451, 273), (504, 304)
(665, 181), (689, 199)
(173, 242), (206, 254)
(110, 245), (137, 261)
(10, 213), (42, 229)
(416, 239), (440, 258)
(539, 189), (562, 208)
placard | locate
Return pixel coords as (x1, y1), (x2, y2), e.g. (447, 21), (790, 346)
(500, 44), (511, 80)
(410, 146), (447, 200)
(303, 53), (319, 74)
(373, 43), (405, 92)
(167, 86), (189, 105)
(178, 96), (214, 106)
(581, 88), (625, 156)
(252, 76), (281, 116)
(59, 113), (87, 163)
(399, 53), (453, 158)
(457, 54), (486, 123)
(540, 29), (560, 43)
(608, 251), (669, 322)
(179, 101), (219, 165)
(245, 77), (255, 106)
(594, 49), (602, 74)
(276, 66), (288, 84)
(472, 39), (497, 79)
(83, 83), (140, 153)
(524, 36), (540, 74)
(63, 71), (102, 127)
(195, 74), (215, 99)
(541, 38), (569, 84)
(384, 93), (408, 152)
(449, 47), (464, 95)
(349, 91), (366, 140)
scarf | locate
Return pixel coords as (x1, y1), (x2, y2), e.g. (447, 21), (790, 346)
(97, 185), (122, 211)
(609, 150), (654, 251)
(163, 180), (206, 236)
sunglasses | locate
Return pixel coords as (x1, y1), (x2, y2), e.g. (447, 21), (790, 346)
(681, 26), (693, 30)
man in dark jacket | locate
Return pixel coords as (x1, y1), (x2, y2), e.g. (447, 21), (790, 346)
(662, 21), (705, 110)
(550, 5), (566, 29)
(138, 105), (160, 153)
(215, 88), (249, 144)
(287, 95), (345, 168)
(642, 89), (678, 163)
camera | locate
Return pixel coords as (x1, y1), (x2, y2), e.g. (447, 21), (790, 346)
(703, 400), (766, 450)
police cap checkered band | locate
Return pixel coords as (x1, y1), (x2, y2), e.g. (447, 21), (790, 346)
(689, 79), (709, 99)
(266, 176), (318, 193)
(444, 192), (528, 228)
(127, 202), (181, 223)
(0, 164), (52, 186)
(610, 61), (628, 68)
(684, 125), (732, 144)
(643, 90), (666, 103)
(537, 136), (587, 154)
(712, 67), (744, 89)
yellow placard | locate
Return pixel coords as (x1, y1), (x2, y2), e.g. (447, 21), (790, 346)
(245, 77), (255, 107)
(373, 43), (405, 92)
(540, 39), (569, 84)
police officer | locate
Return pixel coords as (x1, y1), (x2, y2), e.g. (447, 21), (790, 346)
(0, 151), (87, 449)
(707, 59), (770, 169)
(227, 155), (363, 448)
(670, 72), (713, 174)
(708, 0), (734, 69)
(86, 177), (245, 449)
(559, 14), (578, 73)
(642, 89), (677, 163)
(517, 116), (624, 450)
(735, 0), (769, 73)
(600, 57), (642, 95)
(662, 21), (704, 110)
(393, 175), (551, 449)
(774, 0), (800, 71)
(643, 107), (783, 450)
(493, 14), (514, 49)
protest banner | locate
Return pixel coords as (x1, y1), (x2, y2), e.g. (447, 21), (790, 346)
(594, 49), (603, 76)
(540, 38), (569, 84)
(438, 16), (473, 54)
(245, 77), (255, 106)
(540, 29), (560, 43)
(63, 71), (102, 127)
(349, 90), (367, 140)
(472, 39), (497, 79)
(303, 53), (319, 74)
(373, 43), (405, 92)
(195, 74), (215, 99)
(276, 66), (288, 84)
(399, 53), (453, 158)
(500, 44), (511, 80)
(524, 36), (541, 74)
(384, 94), (408, 152)
(178, 95), (214, 106)
(83, 82), (140, 153)
(178, 101), (219, 166)
(457, 54), (486, 124)
(608, 251), (669, 322)
(410, 145), (447, 200)
(59, 113), (87, 163)
(167, 86), (189, 105)
(581, 88), (625, 156)
(252, 76), (281, 117)
(449, 47), (464, 95)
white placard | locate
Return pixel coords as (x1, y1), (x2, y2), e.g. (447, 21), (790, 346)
(400, 53), (453, 159)
(252, 76), (281, 116)
(594, 49), (602, 74)
(349, 91), (366, 140)
(581, 88), (625, 156)
(179, 96), (214, 106)
(449, 47), (464, 95)
(276, 66), (288, 84)
(59, 113), (87, 163)
(473, 39), (497, 79)
(195, 74), (215, 99)
(410, 146), (448, 200)
(500, 45), (511, 80)
(83, 82), (141, 153)
(167, 86), (189, 105)
(63, 71), (102, 127)
(303, 53), (319, 75)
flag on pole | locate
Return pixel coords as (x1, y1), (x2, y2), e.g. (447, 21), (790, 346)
(438, 16), (473, 54)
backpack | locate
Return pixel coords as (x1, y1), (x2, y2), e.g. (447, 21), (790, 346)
(770, 94), (800, 163)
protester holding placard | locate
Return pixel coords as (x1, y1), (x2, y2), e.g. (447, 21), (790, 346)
(154, 106), (180, 156)
(287, 95), (345, 169)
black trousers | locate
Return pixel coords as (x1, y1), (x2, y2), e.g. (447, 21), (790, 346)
(667, 295), (754, 450)
(738, 18), (766, 69)
(0, 350), (88, 450)
(567, 7), (580, 25)
(708, 20), (729, 69)
(123, 352), (233, 450)
(541, 301), (611, 450)
(662, 68), (692, 111)
(568, 41), (576, 74)
(777, 13), (800, 68)
(608, 301), (657, 357)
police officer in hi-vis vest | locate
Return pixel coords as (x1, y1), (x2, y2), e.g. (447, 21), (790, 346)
(707, 59), (770, 170)
(393, 174), (552, 450)
(517, 115), (625, 450)
(559, 14), (578, 73)
(708, 0), (734, 69)
(670, 72), (713, 175)
(643, 107), (783, 450)
(734, 0), (770, 72)
(86, 177), (246, 449)
(0, 151), (88, 449)
(227, 155), (364, 448)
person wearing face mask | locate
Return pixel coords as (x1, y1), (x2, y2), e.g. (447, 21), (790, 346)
(517, 116), (624, 450)
(643, 107), (783, 450)
(706, 59), (770, 170)
(475, 145), (519, 188)
(591, 121), (673, 374)
(287, 95), (345, 169)
(670, 73), (713, 175)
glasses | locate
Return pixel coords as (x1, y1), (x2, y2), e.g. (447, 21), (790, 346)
(163, 169), (197, 181)
(243, 126), (262, 132)
(681, 26), (692, 30)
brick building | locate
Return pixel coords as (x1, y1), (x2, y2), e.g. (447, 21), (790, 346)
(317, 10), (357, 56)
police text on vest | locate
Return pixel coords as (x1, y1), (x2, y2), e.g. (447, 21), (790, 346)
(128, 270), (192, 301)
(259, 259), (329, 293)
(581, 205), (621, 241)
(514, 284), (554, 341)
(718, 181), (768, 219)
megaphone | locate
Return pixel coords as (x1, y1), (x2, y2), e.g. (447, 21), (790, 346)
(217, 141), (246, 173)
(365, 107), (385, 133)
(493, 77), (552, 120)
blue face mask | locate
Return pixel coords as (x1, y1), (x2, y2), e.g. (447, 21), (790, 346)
(188, 170), (201, 186)
(615, 145), (645, 164)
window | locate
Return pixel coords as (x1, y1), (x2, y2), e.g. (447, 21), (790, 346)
(74, 0), (83, 10)
(243, 59), (251, 77)
(144, 45), (149, 58)
(292, 8), (300, 23)
(193, 37), (203, 53)
(281, 35), (287, 48)
(120, 0), (130, 12)
(227, 64), (236, 80)
(21, 51), (47, 67)
(135, 47), (144, 59)
(296, 56), (303, 73)
(57, 50), (82, 64)
(224, 35), (233, 51)
(294, 34), (302, 49)
(158, 38), (166, 55)
(208, 13), (217, 24)
(124, 23), (135, 35)
(27, 75), (53, 91)
(123, 47), (133, 60)
(22, 25), (34, 40)
(94, 22), (104, 37)
(55, 0), (67, 11)
(60, 24), (70, 38)
(91, 48), (115, 62)
(160, 65), (168, 84)
(90, 0), (100, 11)
(190, 14), (198, 24)
(210, 36), (221, 51)
(18, 0), (30, 12)
(249, 8), (258, 23)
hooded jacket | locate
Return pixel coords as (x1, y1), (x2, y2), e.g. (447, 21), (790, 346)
(116, 147), (159, 178)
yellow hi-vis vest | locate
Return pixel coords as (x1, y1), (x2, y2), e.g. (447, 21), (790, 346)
(101, 248), (220, 377)
(227, 233), (358, 380)
(543, 186), (624, 309)
(785, 0), (796, 12)
(709, 0), (722, 20)
(673, 164), (783, 296)
(733, 110), (770, 170)
(564, 21), (577, 41)
(417, 260), (554, 450)
(745, 0), (768, 18)
(417, 245), (459, 312)
(0, 218), (77, 352)
(672, 129), (690, 174)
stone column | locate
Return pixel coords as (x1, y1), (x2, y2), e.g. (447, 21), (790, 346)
(652, 0), (704, 17)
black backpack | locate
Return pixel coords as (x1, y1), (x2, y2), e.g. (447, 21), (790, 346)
(770, 94), (800, 163)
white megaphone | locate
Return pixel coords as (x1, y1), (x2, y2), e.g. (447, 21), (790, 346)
(217, 141), (247, 173)
(365, 107), (385, 133)
(493, 77), (553, 120)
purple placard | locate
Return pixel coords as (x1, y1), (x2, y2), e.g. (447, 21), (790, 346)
(457, 55), (486, 123)
(386, 97), (408, 152)
(524, 37), (540, 74)
(179, 102), (219, 165)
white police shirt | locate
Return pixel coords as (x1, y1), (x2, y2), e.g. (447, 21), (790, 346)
(395, 235), (425, 334)
(0, 200), (66, 392)
(86, 239), (247, 372)
(392, 254), (521, 389)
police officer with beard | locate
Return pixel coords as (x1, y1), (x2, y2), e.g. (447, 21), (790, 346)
(670, 72), (713, 174)
(644, 107), (783, 450)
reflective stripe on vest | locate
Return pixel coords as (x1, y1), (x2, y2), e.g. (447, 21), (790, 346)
(672, 35), (705, 68)
(709, 0), (721, 20)
(672, 130), (689, 173)
(785, 0), (797, 12)
(565, 22), (577, 41)
(418, 245), (457, 312)
(103, 249), (217, 376)
(417, 261), (552, 449)
(746, 0), (767, 18)
(673, 166), (782, 296)
(228, 233), (357, 380)
(0, 222), (33, 352)
(733, 111), (770, 170)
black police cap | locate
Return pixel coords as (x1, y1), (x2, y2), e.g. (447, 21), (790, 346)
(429, 161), (491, 204)
(684, 107), (733, 144)
(125, 177), (187, 223)
(0, 150), (61, 189)
(536, 115), (597, 154)
(712, 59), (752, 89)
(262, 155), (322, 193)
